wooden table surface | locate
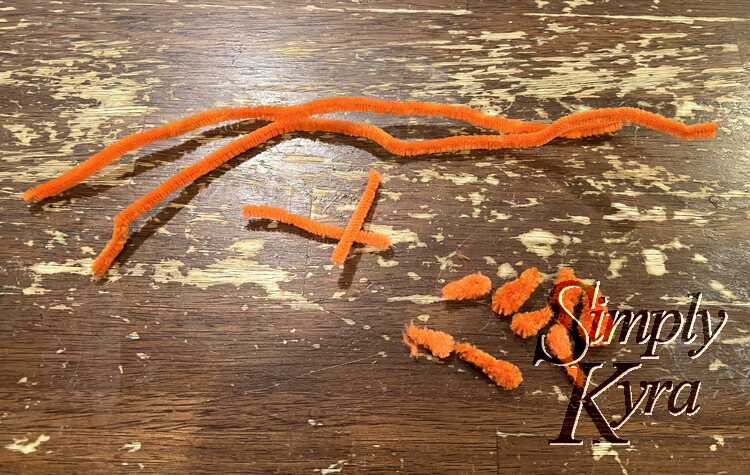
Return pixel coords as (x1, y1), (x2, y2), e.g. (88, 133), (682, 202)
(1, 1), (749, 473)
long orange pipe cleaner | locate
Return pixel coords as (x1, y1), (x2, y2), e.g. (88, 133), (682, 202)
(242, 204), (391, 250)
(331, 169), (381, 265)
(22, 97), (637, 202)
(23, 97), (715, 203)
(89, 110), (715, 276)
(82, 111), (664, 277)
(21, 101), (716, 276)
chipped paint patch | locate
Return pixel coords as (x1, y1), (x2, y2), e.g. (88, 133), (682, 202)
(514, 229), (579, 258)
(152, 240), (320, 310)
(5, 434), (50, 454)
(604, 203), (666, 222)
(709, 280), (737, 300)
(387, 294), (443, 304)
(642, 249), (667, 276)
(592, 442), (628, 475)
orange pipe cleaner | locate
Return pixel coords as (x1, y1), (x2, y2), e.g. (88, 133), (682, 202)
(331, 169), (381, 265)
(85, 114), (635, 276)
(454, 342), (523, 390)
(441, 272), (492, 300)
(21, 97), (637, 202)
(510, 305), (553, 338)
(54, 107), (713, 275)
(242, 204), (391, 250)
(491, 267), (543, 316)
(402, 322), (455, 359)
(23, 98), (715, 203)
(545, 322), (586, 387)
(553, 266), (583, 328)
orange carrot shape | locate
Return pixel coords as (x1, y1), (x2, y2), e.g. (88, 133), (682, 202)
(402, 322), (455, 359)
(242, 204), (390, 249)
(441, 272), (492, 300)
(510, 305), (553, 338)
(331, 169), (381, 265)
(491, 267), (543, 316)
(20, 97), (639, 202)
(454, 342), (523, 390)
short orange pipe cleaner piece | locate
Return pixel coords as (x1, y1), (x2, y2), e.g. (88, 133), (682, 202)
(491, 267), (543, 316)
(579, 289), (613, 347)
(441, 272), (492, 300)
(454, 342), (523, 390)
(242, 204), (390, 250)
(510, 305), (553, 338)
(331, 169), (381, 265)
(402, 322), (455, 359)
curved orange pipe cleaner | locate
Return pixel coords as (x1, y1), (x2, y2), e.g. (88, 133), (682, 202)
(21, 97), (635, 202)
(80, 108), (715, 275)
(23, 98), (715, 202)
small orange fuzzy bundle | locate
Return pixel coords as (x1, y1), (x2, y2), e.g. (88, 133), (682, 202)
(454, 342), (523, 390)
(441, 272), (492, 300)
(510, 305), (553, 338)
(402, 322), (455, 359)
(491, 267), (543, 316)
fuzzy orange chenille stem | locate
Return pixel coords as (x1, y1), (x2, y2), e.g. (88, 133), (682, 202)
(242, 204), (390, 250)
(402, 322), (455, 359)
(491, 267), (543, 316)
(553, 266), (583, 328)
(89, 109), (717, 275)
(22, 97), (716, 202)
(510, 305), (553, 338)
(331, 169), (381, 265)
(441, 272), (492, 300)
(454, 342), (523, 390)
(546, 323), (586, 387)
(20, 97), (626, 202)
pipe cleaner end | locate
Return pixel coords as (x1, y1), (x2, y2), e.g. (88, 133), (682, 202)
(21, 187), (42, 203)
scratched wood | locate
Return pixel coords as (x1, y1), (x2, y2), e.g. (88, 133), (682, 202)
(1, 0), (749, 473)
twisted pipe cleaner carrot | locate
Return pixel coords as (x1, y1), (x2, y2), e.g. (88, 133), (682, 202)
(91, 110), (717, 275)
(453, 342), (523, 390)
(402, 322), (455, 359)
(491, 267), (543, 316)
(22, 96), (716, 202)
(510, 305), (553, 338)
(331, 169), (381, 265)
(441, 272), (492, 300)
(242, 204), (390, 250)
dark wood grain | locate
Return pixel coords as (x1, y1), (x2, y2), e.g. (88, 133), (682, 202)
(1, 1), (749, 473)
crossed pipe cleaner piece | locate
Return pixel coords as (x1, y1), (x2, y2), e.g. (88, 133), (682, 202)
(22, 96), (639, 202)
(244, 170), (384, 265)
(20, 100), (716, 276)
(242, 204), (391, 250)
